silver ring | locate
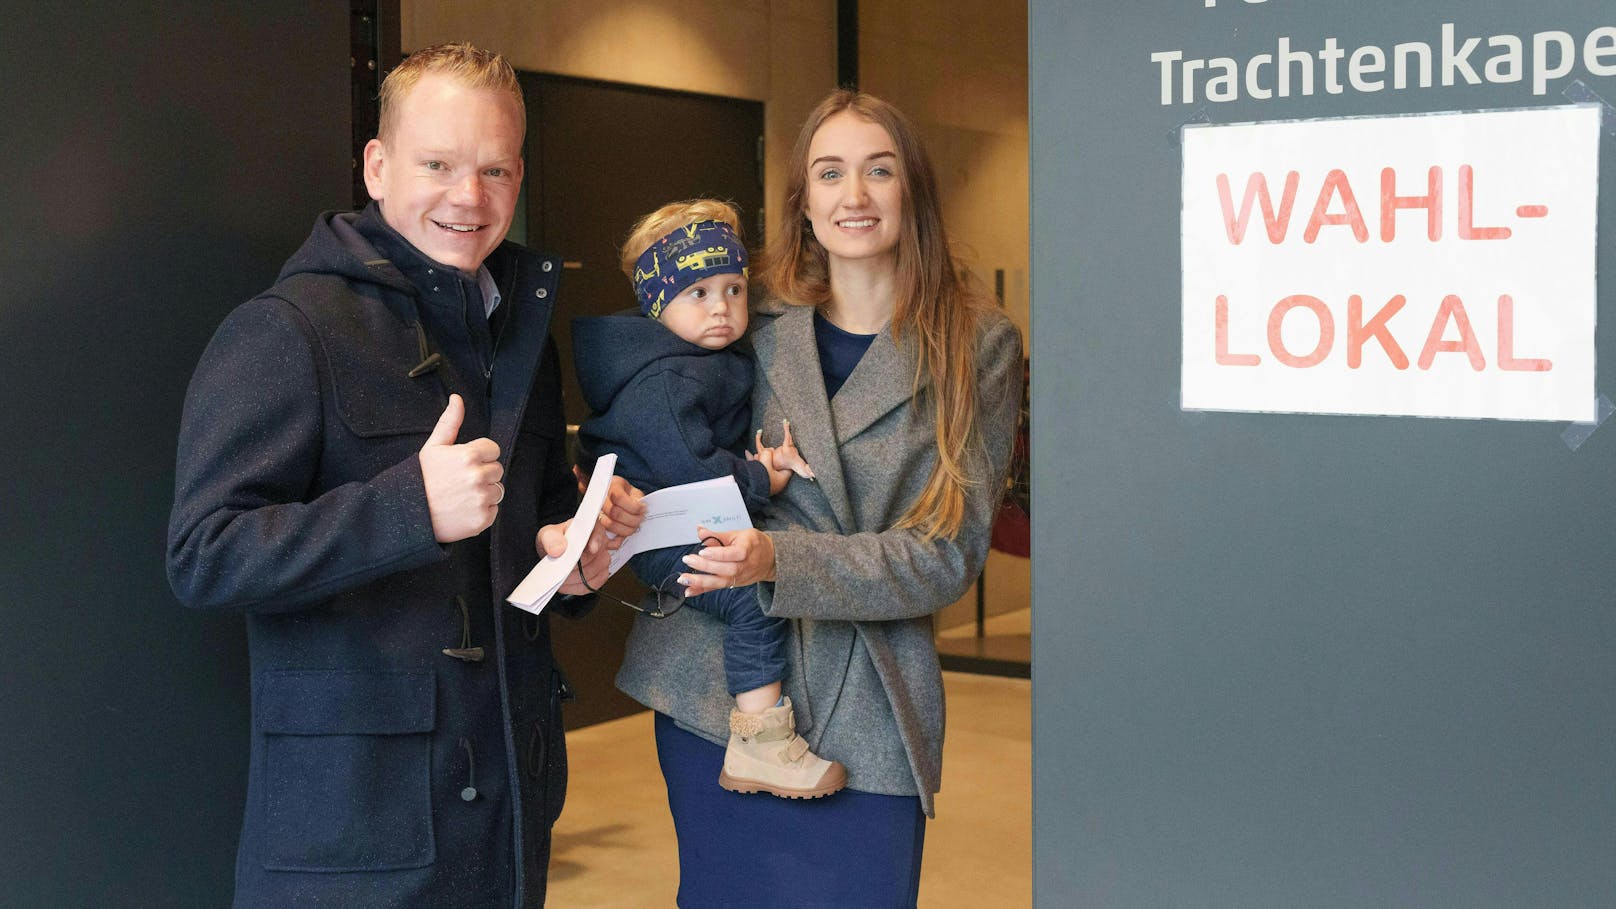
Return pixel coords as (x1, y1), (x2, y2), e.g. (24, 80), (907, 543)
(493, 482), (506, 505)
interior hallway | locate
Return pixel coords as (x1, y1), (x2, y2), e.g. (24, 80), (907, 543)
(546, 649), (1032, 907)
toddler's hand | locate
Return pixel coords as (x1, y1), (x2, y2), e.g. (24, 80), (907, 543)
(771, 420), (816, 481)
(747, 433), (790, 494)
(749, 421), (815, 496)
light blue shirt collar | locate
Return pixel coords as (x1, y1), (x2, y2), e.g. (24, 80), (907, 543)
(476, 265), (501, 318)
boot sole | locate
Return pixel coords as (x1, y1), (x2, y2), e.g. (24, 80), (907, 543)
(718, 766), (848, 799)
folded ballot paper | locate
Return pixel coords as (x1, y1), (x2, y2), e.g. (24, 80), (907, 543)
(506, 455), (752, 615)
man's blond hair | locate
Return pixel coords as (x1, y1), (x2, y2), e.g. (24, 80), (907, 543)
(377, 42), (524, 143)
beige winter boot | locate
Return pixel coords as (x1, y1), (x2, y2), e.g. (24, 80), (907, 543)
(718, 697), (847, 799)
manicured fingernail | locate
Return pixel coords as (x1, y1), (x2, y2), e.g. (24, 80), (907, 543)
(681, 555), (696, 566)
(589, 540), (599, 553)
(677, 575), (692, 587)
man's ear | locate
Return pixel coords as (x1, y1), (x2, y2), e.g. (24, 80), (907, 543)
(361, 138), (387, 201)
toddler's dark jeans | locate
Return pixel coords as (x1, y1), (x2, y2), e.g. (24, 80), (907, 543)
(630, 544), (787, 696)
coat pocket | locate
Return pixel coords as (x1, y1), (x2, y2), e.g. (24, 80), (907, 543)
(545, 667), (573, 827)
(524, 666), (573, 829)
(257, 670), (436, 873)
(332, 373), (447, 439)
(320, 309), (448, 440)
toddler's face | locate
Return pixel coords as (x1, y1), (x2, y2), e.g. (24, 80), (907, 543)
(659, 273), (749, 350)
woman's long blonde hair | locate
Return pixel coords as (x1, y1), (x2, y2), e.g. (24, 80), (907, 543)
(762, 90), (995, 540)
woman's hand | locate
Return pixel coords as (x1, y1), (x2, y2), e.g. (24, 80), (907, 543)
(678, 526), (776, 596)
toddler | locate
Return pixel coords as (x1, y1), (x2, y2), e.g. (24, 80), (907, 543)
(573, 200), (846, 799)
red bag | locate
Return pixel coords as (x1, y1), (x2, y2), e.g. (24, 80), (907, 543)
(989, 358), (1030, 558)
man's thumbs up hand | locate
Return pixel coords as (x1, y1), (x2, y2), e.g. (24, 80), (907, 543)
(425, 391), (467, 447)
(419, 394), (504, 543)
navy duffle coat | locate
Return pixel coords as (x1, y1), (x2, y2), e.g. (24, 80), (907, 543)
(168, 204), (579, 908)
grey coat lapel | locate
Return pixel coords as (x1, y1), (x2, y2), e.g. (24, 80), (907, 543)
(755, 306), (853, 533)
(828, 323), (923, 441)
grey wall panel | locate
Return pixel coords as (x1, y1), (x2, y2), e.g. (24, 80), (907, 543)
(1033, 3), (1616, 906)
(0, 5), (348, 905)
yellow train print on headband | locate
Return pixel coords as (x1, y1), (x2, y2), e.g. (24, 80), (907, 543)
(632, 219), (748, 319)
(674, 246), (733, 272)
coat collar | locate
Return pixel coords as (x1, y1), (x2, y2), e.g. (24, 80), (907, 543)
(756, 305), (925, 533)
(827, 312), (925, 441)
(355, 202), (481, 314)
(483, 251), (558, 463)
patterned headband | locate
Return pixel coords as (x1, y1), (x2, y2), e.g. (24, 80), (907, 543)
(632, 219), (749, 318)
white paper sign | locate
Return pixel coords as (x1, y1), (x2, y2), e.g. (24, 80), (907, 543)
(1181, 105), (1601, 421)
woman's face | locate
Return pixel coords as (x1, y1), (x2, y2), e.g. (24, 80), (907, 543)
(802, 111), (903, 267)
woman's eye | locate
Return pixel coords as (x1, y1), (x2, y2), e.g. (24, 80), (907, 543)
(818, 168), (841, 180)
(425, 161), (445, 171)
(869, 165), (892, 177)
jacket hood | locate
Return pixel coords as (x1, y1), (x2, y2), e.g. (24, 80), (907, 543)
(572, 312), (746, 413)
(275, 209), (418, 297)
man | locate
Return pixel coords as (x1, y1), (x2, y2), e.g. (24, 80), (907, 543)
(167, 43), (643, 907)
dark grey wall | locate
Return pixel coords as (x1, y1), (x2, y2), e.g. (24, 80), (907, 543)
(1033, 4), (1616, 906)
(0, 5), (347, 904)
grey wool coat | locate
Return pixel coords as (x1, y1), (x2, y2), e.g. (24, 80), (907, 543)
(615, 301), (1023, 816)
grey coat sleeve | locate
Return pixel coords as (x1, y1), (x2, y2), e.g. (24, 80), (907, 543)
(757, 318), (1023, 622)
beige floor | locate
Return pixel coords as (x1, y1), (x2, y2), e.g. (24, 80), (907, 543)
(547, 665), (1031, 907)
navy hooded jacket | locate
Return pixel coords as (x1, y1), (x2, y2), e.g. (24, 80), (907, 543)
(572, 312), (772, 512)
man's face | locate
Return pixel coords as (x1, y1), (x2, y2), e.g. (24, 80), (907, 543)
(363, 73), (525, 273)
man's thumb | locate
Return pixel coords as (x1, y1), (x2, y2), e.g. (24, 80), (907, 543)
(425, 394), (464, 447)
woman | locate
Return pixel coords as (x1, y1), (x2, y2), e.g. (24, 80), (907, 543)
(615, 89), (1023, 907)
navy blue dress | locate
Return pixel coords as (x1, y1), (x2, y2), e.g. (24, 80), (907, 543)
(655, 714), (925, 908)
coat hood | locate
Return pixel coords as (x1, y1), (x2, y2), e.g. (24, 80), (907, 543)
(275, 209), (419, 297)
(572, 312), (749, 413)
